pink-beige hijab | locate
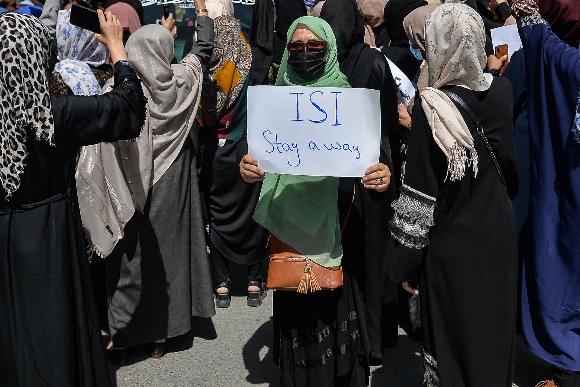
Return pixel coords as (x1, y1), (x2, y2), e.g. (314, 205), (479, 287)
(420, 3), (492, 181)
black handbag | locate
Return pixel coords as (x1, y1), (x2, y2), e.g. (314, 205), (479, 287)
(441, 89), (506, 187)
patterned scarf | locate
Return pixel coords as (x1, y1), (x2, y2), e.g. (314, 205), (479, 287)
(54, 9), (108, 96)
(0, 13), (55, 200)
(420, 3), (493, 181)
(200, 16), (251, 126)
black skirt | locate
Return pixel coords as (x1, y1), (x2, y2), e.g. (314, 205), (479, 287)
(273, 265), (370, 387)
(0, 190), (112, 387)
(199, 136), (268, 266)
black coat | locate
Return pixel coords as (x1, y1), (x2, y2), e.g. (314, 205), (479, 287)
(387, 78), (519, 386)
(0, 66), (146, 386)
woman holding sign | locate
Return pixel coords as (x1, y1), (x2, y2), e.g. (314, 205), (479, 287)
(241, 16), (391, 387)
(387, 3), (519, 386)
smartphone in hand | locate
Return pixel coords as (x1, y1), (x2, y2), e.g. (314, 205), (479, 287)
(70, 4), (100, 34)
(494, 44), (509, 75)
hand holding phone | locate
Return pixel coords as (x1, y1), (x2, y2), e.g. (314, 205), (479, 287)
(160, 9), (177, 38)
(70, 4), (101, 34)
(494, 44), (509, 75)
(95, 10), (129, 63)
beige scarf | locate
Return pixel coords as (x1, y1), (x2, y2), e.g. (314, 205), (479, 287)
(419, 3), (492, 181)
(76, 25), (203, 257)
(403, 4), (438, 112)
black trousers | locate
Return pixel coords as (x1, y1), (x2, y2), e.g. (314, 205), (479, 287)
(210, 241), (262, 285)
(553, 365), (580, 387)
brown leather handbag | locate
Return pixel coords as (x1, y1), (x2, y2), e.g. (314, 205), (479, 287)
(266, 186), (355, 294)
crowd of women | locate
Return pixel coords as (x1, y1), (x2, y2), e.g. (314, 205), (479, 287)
(0, 0), (579, 386)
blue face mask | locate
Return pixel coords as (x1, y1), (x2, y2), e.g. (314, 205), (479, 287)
(410, 41), (423, 61)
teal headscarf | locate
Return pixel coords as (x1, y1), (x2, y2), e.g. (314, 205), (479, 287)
(253, 16), (350, 268)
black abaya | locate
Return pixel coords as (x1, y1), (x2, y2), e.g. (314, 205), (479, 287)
(249, 0), (275, 85)
(199, 135), (268, 267)
(0, 67), (146, 386)
(321, 0), (401, 358)
(387, 78), (519, 386)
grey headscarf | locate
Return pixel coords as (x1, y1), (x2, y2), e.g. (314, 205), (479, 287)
(77, 25), (203, 257)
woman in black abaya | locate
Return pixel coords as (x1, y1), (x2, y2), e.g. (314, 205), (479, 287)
(319, 0), (401, 362)
(0, 11), (146, 386)
(387, 4), (519, 386)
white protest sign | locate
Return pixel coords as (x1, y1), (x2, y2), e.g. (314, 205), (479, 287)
(247, 86), (381, 177)
(385, 57), (416, 107)
(491, 24), (523, 60)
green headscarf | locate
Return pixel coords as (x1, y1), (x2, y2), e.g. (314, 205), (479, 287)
(276, 16), (350, 88)
(253, 16), (350, 268)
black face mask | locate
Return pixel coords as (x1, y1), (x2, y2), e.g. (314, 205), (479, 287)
(287, 49), (327, 82)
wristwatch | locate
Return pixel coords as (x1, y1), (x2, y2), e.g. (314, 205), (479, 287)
(195, 8), (208, 15)
(488, 68), (500, 77)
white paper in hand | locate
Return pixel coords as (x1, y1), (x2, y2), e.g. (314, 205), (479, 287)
(491, 24), (523, 60)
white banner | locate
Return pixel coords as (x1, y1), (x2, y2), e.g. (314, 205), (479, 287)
(247, 86), (381, 177)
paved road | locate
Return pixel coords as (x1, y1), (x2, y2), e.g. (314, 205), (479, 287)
(109, 282), (552, 387)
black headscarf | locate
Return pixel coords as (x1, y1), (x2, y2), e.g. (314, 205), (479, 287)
(319, 0), (365, 63)
(384, 0), (427, 47)
(104, 0), (144, 26)
(272, 0), (307, 64)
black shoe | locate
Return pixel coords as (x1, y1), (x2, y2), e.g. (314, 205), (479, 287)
(247, 280), (267, 307)
(214, 280), (231, 308)
(106, 342), (128, 366)
(150, 341), (166, 359)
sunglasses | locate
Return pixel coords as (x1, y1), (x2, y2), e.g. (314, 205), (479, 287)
(287, 40), (327, 55)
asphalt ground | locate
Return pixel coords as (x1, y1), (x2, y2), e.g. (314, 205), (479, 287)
(109, 264), (553, 387)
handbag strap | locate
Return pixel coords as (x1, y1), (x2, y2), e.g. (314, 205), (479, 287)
(441, 89), (506, 187)
(341, 184), (356, 236)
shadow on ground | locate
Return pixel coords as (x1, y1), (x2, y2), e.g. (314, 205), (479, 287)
(243, 317), (278, 385)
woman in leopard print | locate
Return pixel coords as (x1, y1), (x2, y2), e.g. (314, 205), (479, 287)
(0, 11), (146, 386)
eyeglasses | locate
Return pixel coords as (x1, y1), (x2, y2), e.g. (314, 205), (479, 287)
(287, 40), (327, 55)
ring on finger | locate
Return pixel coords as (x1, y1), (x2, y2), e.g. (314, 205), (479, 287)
(379, 176), (383, 185)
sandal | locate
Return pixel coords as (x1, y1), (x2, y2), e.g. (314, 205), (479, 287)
(106, 341), (128, 366)
(150, 340), (166, 359)
(214, 280), (231, 308)
(247, 280), (267, 307)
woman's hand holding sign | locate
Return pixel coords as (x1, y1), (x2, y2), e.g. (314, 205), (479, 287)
(362, 163), (391, 192)
(240, 154), (265, 183)
(241, 153), (390, 193)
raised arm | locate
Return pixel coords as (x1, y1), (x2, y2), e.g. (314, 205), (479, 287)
(182, 0), (214, 72)
(51, 10), (146, 148)
(510, 0), (580, 77)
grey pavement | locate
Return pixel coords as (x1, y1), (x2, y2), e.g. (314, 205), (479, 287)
(109, 269), (553, 387)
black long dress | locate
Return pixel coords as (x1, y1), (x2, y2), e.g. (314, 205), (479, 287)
(107, 20), (216, 349)
(249, 0), (308, 85)
(387, 78), (519, 386)
(0, 67), (146, 386)
(320, 0), (401, 359)
(198, 132), (268, 269)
